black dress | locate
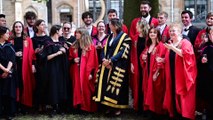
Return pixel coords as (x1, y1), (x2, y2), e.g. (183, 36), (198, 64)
(0, 42), (16, 117)
(31, 35), (51, 105)
(41, 40), (69, 106)
(13, 37), (24, 95)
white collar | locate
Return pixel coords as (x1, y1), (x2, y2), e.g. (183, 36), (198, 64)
(183, 24), (192, 30)
(142, 14), (151, 24)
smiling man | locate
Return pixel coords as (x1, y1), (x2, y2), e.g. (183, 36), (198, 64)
(181, 10), (200, 46)
(81, 11), (97, 37)
(129, 0), (158, 41)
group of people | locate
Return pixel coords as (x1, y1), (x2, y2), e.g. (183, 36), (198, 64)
(0, 0), (213, 120)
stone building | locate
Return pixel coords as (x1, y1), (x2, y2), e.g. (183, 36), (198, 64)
(0, 0), (212, 28)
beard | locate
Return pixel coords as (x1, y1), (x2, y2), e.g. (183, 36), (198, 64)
(141, 11), (149, 18)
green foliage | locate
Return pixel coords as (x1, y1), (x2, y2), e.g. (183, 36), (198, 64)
(123, 0), (159, 29)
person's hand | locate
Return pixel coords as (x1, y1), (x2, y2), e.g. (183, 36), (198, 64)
(105, 64), (112, 69)
(89, 74), (92, 80)
(201, 56), (208, 63)
(102, 59), (110, 67)
(164, 42), (174, 50)
(153, 71), (159, 81)
(131, 63), (134, 74)
(57, 51), (63, 56)
(1, 72), (9, 78)
(74, 57), (80, 65)
(96, 43), (102, 49)
(32, 65), (36, 73)
(16, 51), (22, 57)
(60, 47), (66, 53)
(156, 56), (165, 63)
(141, 54), (147, 61)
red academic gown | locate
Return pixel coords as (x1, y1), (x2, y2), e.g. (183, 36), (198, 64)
(91, 26), (98, 37)
(194, 29), (206, 50)
(163, 39), (197, 119)
(130, 36), (146, 111)
(11, 37), (36, 107)
(129, 17), (158, 41)
(69, 45), (98, 112)
(141, 42), (167, 114)
(161, 25), (170, 43)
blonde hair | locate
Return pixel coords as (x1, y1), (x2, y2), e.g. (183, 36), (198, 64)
(73, 28), (93, 50)
(137, 20), (150, 37)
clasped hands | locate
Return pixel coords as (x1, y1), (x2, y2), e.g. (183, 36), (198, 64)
(102, 58), (112, 69)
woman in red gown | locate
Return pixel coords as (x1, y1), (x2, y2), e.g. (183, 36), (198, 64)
(69, 28), (98, 112)
(163, 23), (197, 120)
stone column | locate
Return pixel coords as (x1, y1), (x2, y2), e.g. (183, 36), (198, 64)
(15, 0), (23, 22)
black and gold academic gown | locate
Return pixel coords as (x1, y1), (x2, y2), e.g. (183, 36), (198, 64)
(93, 31), (131, 109)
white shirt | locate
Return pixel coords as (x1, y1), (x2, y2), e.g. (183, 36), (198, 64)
(141, 14), (151, 24)
(109, 37), (114, 46)
(182, 24), (192, 36)
(157, 24), (167, 35)
(28, 27), (35, 38)
(84, 25), (92, 35)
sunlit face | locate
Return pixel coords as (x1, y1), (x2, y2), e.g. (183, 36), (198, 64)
(206, 16), (213, 26)
(0, 17), (6, 27)
(140, 4), (151, 17)
(14, 22), (23, 35)
(169, 27), (181, 39)
(181, 13), (192, 26)
(1, 30), (10, 41)
(63, 23), (71, 35)
(108, 13), (117, 21)
(158, 14), (167, 25)
(149, 29), (158, 40)
(75, 32), (82, 40)
(26, 17), (36, 27)
(97, 22), (105, 33)
(83, 15), (93, 26)
(37, 21), (46, 33)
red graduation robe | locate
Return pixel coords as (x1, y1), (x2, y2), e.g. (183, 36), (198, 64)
(161, 25), (170, 42)
(129, 17), (158, 41)
(11, 37), (36, 107)
(142, 42), (167, 114)
(69, 44), (98, 112)
(130, 36), (146, 111)
(163, 39), (197, 119)
(194, 29), (206, 57)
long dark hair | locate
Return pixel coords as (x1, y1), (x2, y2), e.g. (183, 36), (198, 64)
(146, 27), (161, 47)
(10, 21), (27, 39)
(33, 19), (45, 33)
(110, 18), (122, 34)
(49, 25), (62, 37)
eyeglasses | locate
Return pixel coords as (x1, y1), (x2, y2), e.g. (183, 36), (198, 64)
(63, 27), (70, 30)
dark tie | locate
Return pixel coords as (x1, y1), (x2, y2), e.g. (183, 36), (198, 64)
(184, 28), (189, 32)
